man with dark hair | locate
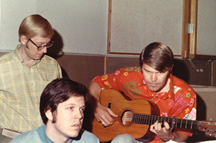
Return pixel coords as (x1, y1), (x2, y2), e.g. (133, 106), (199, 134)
(11, 78), (99, 143)
(89, 42), (197, 142)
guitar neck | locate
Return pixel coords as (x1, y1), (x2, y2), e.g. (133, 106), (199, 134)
(132, 113), (200, 130)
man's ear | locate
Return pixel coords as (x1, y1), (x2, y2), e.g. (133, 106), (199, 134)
(45, 109), (53, 121)
(20, 35), (28, 46)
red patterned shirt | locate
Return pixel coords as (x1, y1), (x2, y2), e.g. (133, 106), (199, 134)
(93, 66), (197, 142)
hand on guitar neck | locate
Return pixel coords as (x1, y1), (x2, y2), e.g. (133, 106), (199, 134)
(150, 120), (175, 142)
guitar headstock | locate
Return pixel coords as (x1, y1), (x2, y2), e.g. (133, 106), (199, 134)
(199, 121), (216, 138)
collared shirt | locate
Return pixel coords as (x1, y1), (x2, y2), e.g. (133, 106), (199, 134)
(93, 66), (197, 142)
(11, 125), (100, 143)
(0, 45), (62, 132)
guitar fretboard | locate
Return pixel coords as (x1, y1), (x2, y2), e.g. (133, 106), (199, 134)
(132, 113), (200, 130)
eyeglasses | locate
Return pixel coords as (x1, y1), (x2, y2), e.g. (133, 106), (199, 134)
(28, 39), (54, 51)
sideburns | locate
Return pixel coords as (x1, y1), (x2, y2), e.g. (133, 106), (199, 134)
(52, 111), (57, 123)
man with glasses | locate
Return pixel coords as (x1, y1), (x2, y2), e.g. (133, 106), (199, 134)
(0, 14), (62, 142)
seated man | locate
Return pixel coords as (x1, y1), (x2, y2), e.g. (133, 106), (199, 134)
(89, 42), (197, 142)
(11, 78), (99, 143)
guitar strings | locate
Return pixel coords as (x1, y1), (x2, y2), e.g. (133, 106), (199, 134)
(132, 113), (199, 130)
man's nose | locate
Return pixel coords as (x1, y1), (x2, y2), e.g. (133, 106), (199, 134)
(151, 73), (157, 82)
(41, 47), (47, 53)
(75, 110), (84, 119)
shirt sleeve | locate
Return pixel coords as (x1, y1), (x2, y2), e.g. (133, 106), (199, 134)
(93, 68), (126, 90)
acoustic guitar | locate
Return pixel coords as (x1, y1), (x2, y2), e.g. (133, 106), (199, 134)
(91, 89), (216, 142)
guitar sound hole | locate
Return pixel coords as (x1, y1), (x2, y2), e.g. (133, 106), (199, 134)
(121, 110), (133, 126)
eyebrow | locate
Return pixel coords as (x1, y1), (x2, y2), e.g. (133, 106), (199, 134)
(65, 103), (86, 107)
(143, 68), (160, 73)
(143, 68), (152, 72)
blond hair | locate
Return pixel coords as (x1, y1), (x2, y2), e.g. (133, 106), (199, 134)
(18, 14), (54, 41)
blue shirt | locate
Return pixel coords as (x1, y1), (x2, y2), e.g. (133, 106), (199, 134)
(10, 125), (99, 143)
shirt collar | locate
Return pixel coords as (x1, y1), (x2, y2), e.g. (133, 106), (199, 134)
(15, 44), (41, 66)
(14, 44), (24, 63)
(143, 73), (175, 100)
(157, 73), (175, 100)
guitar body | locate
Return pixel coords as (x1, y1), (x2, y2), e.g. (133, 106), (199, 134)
(91, 89), (157, 142)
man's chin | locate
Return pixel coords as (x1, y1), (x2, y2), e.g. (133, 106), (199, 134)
(34, 55), (44, 60)
(148, 86), (160, 92)
(70, 131), (81, 139)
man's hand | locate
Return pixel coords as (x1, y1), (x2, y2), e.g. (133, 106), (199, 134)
(94, 103), (118, 127)
(150, 120), (174, 142)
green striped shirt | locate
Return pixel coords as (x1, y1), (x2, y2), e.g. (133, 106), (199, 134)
(0, 45), (62, 132)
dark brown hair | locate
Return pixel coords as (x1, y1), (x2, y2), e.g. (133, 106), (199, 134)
(139, 42), (174, 72)
(40, 78), (90, 124)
